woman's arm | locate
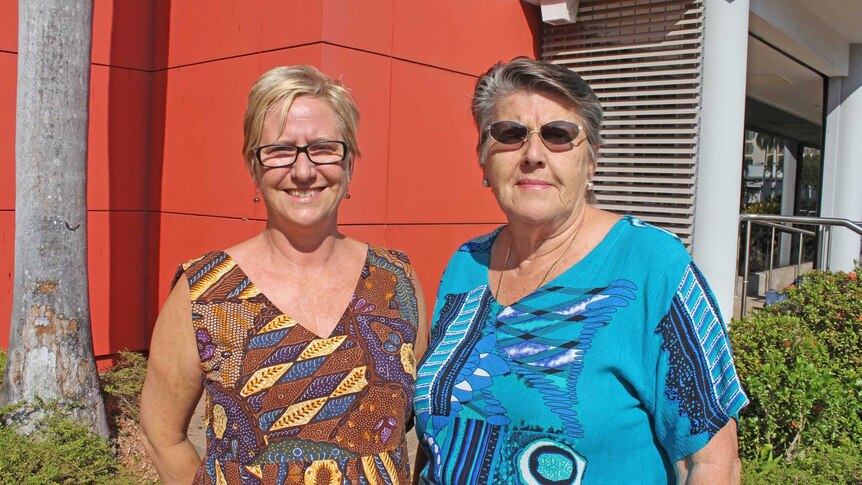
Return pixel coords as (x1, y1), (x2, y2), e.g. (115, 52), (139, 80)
(409, 271), (429, 485)
(674, 420), (741, 485)
(140, 276), (205, 484)
(411, 271), (429, 363)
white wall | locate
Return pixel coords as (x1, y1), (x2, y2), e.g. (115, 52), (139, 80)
(821, 44), (862, 271)
(692, 0), (750, 320)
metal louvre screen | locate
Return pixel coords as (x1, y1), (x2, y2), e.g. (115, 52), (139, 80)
(542, 0), (704, 244)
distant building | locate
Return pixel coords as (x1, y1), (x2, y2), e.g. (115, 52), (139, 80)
(533, 0), (861, 317)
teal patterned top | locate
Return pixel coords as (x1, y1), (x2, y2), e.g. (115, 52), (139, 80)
(414, 215), (748, 484)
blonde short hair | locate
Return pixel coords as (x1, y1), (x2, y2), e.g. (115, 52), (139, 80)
(242, 65), (361, 170)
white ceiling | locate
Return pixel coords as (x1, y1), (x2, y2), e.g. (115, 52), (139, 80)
(789, 0), (862, 43)
(744, 0), (862, 127)
(746, 37), (824, 125)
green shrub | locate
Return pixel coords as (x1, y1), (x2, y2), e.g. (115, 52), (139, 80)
(742, 444), (862, 484)
(0, 404), (121, 484)
(742, 201), (781, 215)
(0, 351), (156, 483)
(99, 351), (159, 483)
(778, 270), (862, 364)
(0, 348), (6, 386)
(732, 265), (862, 466)
(100, 350), (148, 422)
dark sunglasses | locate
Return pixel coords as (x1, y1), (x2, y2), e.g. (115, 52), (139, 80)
(488, 120), (582, 146)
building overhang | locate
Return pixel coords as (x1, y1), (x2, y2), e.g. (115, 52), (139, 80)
(522, 0), (579, 25)
(749, 0), (856, 77)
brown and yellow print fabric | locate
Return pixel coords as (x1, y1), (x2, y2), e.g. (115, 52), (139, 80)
(173, 247), (419, 484)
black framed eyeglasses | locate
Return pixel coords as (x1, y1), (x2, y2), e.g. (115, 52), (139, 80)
(487, 120), (582, 146)
(253, 141), (349, 168)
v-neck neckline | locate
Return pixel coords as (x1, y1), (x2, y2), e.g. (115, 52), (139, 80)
(486, 216), (627, 308)
(219, 246), (370, 340)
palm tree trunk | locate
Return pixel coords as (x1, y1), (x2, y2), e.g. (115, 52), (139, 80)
(0, 0), (108, 437)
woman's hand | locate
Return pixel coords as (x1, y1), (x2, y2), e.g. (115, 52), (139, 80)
(140, 276), (204, 484)
(674, 420), (741, 485)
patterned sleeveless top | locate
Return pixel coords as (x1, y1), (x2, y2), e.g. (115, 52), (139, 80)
(173, 245), (419, 485)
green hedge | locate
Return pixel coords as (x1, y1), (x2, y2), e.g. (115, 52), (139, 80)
(732, 266), (862, 482)
(0, 350), (150, 484)
(0, 408), (119, 484)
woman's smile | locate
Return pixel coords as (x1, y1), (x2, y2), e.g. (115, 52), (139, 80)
(283, 187), (325, 199)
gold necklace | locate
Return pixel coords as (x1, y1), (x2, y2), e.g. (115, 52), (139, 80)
(495, 223), (582, 301)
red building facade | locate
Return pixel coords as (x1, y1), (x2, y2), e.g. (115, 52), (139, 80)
(0, 1), (540, 364)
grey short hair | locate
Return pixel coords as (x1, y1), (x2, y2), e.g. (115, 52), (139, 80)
(471, 57), (603, 167)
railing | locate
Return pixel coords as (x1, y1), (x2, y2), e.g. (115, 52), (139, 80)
(737, 214), (862, 319)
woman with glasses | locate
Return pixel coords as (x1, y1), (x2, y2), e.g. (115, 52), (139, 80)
(141, 65), (427, 484)
(413, 58), (747, 484)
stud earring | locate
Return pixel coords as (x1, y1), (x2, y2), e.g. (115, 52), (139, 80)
(482, 179), (490, 187)
(344, 189), (351, 200)
(253, 189), (260, 203)
(587, 180), (594, 190)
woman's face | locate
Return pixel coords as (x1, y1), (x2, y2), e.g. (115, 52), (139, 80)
(483, 91), (593, 229)
(253, 95), (352, 231)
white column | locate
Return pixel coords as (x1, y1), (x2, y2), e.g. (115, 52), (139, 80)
(691, 0), (750, 320)
(821, 44), (862, 271)
(779, 141), (798, 267)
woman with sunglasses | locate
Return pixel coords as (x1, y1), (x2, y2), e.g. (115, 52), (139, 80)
(141, 65), (427, 484)
(413, 58), (747, 484)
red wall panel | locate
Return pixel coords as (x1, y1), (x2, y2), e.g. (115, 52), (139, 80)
(1, 45), (14, 350)
(164, 0), (264, 67)
(150, 0), (173, 72)
(0, 52), (15, 211)
(257, 42), (324, 73)
(144, 212), (160, 333)
(392, 0), (540, 75)
(387, 60), (505, 224)
(87, 65), (151, 211)
(149, 69), (168, 213)
(0, 0), (15, 53)
(153, 213), (260, 307)
(0, 1), (540, 359)
(260, 0), (324, 53)
(91, 0), (155, 70)
(0, 212), (12, 349)
(339, 224), (386, 247)
(321, 45), (392, 225)
(321, 0), (393, 56)
(159, 54), (262, 218)
(88, 211), (150, 355)
(385, 223), (503, 314)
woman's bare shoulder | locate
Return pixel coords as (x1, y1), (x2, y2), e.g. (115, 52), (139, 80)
(582, 206), (622, 242)
(588, 206), (623, 229)
(223, 234), (265, 261)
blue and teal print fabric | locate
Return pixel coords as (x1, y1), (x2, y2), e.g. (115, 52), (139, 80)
(414, 215), (748, 484)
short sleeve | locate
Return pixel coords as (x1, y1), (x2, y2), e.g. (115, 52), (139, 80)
(652, 262), (749, 461)
(171, 259), (198, 289)
(169, 253), (210, 290)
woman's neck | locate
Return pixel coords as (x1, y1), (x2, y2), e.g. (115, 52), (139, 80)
(505, 206), (590, 264)
(260, 221), (345, 268)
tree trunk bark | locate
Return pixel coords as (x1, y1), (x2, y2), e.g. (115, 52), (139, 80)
(0, 0), (108, 437)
